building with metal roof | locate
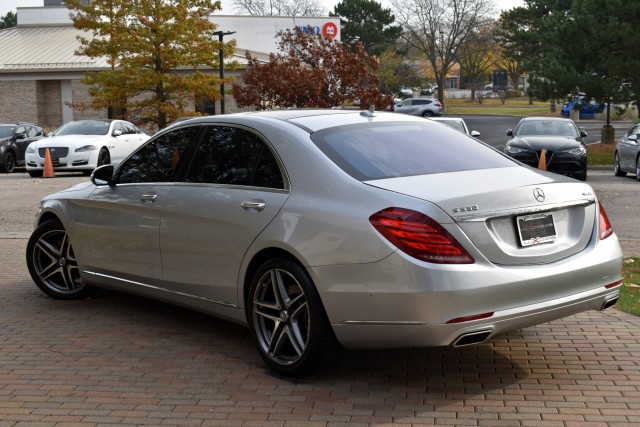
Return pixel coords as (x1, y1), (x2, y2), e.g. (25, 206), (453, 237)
(0, 4), (340, 131)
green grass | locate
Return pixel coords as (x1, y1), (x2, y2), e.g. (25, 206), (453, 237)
(619, 258), (640, 316)
(444, 97), (554, 116)
(587, 141), (616, 165)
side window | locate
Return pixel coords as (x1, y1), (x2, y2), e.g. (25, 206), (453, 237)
(113, 122), (125, 136)
(116, 126), (200, 184)
(15, 126), (26, 139)
(123, 123), (136, 134)
(186, 126), (284, 189)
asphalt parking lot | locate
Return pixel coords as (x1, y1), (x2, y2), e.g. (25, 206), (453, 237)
(1, 171), (639, 426)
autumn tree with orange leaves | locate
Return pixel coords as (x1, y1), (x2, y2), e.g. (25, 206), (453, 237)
(233, 28), (391, 110)
(67, 0), (235, 129)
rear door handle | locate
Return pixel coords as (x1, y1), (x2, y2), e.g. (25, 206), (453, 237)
(241, 200), (266, 211)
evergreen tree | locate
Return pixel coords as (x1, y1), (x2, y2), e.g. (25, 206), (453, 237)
(331, 0), (402, 56)
(0, 11), (17, 29)
(497, 0), (638, 122)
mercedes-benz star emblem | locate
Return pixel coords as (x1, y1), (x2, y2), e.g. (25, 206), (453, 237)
(533, 188), (545, 202)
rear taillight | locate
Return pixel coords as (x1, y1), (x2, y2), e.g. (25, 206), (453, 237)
(369, 207), (474, 264)
(598, 202), (613, 240)
(434, 101), (442, 107)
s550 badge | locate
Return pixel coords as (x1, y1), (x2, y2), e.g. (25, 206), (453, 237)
(452, 205), (479, 213)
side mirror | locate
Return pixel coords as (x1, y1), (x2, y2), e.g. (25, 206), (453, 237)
(506, 129), (513, 136)
(91, 164), (115, 186)
(112, 129), (123, 137)
(580, 130), (588, 137)
(471, 130), (481, 138)
(628, 134), (638, 142)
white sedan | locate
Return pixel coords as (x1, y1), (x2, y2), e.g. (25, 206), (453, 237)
(25, 119), (149, 177)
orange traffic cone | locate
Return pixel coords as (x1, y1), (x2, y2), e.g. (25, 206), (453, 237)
(538, 149), (547, 171)
(43, 148), (54, 178)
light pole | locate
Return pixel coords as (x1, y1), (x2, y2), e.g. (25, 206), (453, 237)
(212, 30), (236, 114)
(438, 30), (446, 106)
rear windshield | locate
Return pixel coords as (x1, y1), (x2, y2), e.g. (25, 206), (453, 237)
(311, 121), (515, 181)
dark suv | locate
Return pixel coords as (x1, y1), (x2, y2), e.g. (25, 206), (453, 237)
(0, 123), (46, 173)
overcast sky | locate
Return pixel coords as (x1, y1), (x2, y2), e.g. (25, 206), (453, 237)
(0, 0), (524, 20)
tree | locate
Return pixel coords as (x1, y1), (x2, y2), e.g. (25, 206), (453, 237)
(67, 0), (234, 130)
(0, 11), (17, 29)
(456, 23), (499, 101)
(390, 0), (496, 104)
(232, 0), (325, 16)
(232, 27), (391, 110)
(330, 0), (402, 57)
(376, 50), (427, 96)
(497, 0), (637, 123)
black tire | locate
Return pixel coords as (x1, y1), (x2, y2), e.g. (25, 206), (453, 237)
(636, 156), (640, 182)
(0, 151), (16, 173)
(248, 257), (341, 376)
(422, 110), (434, 117)
(614, 152), (627, 177)
(28, 170), (43, 178)
(97, 148), (111, 166)
(26, 219), (92, 299)
(574, 169), (587, 181)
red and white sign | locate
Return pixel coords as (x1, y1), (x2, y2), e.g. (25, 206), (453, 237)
(322, 22), (338, 39)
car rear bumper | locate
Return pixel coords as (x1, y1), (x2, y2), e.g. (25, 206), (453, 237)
(312, 233), (622, 349)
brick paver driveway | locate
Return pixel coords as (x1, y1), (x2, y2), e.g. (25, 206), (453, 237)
(1, 236), (639, 426)
(1, 171), (640, 426)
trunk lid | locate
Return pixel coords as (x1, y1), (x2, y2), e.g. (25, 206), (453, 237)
(365, 166), (597, 265)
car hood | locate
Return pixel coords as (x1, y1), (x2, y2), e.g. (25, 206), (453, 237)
(508, 136), (583, 150)
(365, 166), (597, 265)
(33, 134), (107, 147)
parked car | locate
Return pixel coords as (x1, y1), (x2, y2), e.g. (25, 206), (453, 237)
(614, 123), (640, 180)
(430, 117), (480, 137)
(0, 122), (46, 173)
(25, 119), (149, 177)
(560, 99), (604, 119)
(25, 110), (622, 376)
(393, 97), (442, 117)
(505, 117), (588, 181)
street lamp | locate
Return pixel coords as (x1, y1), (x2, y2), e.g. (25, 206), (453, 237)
(438, 30), (446, 106)
(212, 30), (236, 114)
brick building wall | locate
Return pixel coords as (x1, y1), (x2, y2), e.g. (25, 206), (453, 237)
(36, 80), (62, 130)
(0, 81), (39, 125)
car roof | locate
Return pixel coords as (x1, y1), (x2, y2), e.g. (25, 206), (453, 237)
(174, 109), (431, 133)
(520, 117), (573, 122)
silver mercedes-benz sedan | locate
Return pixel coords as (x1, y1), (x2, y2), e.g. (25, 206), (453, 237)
(26, 109), (623, 376)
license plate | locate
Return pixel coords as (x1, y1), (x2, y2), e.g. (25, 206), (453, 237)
(517, 212), (557, 246)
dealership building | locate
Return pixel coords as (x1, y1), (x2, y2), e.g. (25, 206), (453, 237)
(0, 2), (340, 130)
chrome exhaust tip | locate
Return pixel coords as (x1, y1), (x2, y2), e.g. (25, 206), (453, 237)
(452, 330), (492, 347)
(601, 297), (618, 310)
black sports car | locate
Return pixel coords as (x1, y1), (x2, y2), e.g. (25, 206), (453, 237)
(504, 117), (588, 181)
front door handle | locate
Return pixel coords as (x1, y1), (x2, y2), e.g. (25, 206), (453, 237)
(140, 194), (158, 203)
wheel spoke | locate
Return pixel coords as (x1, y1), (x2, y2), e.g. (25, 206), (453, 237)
(31, 228), (84, 295)
(252, 266), (310, 367)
